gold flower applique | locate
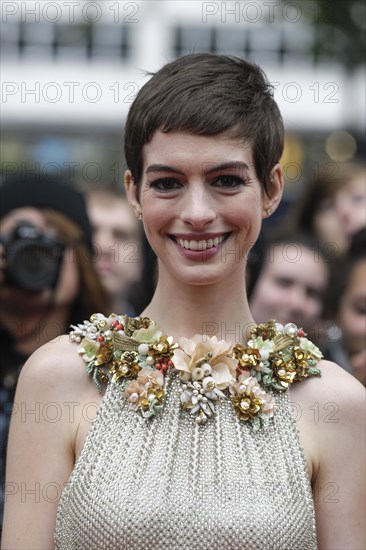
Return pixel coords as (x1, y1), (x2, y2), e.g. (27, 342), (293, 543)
(70, 315), (322, 430)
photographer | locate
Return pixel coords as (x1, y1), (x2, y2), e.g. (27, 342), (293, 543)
(0, 174), (108, 529)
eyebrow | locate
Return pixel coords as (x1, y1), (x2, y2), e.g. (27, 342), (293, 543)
(145, 161), (250, 176)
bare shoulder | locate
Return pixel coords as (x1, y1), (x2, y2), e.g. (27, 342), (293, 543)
(292, 359), (365, 414)
(17, 334), (99, 403)
(294, 368), (365, 549)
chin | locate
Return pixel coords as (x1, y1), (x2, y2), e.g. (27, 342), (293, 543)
(173, 265), (233, 287)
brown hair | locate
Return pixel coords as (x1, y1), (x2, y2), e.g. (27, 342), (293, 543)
(44, 210), (109, 323)
(124, 53), (284, 197)
(292, 161), (366, 234)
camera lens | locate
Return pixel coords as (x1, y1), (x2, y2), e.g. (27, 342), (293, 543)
(2, 223), (65, 292)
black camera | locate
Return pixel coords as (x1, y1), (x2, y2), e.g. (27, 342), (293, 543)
(0, 221), (65, 292)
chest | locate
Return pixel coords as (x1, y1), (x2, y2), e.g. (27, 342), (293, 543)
(57, 380), (317, 549)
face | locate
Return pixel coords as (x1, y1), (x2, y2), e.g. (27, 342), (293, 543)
(126, 130), (282, 287)
(249, 244), (329, 328)
(313, 175), (366, 255)
(0, 207), (79, 314)
(337, 258), (366, 358)
(87, 194), (141, 296)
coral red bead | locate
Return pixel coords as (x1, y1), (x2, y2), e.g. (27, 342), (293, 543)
(97, 335), (105, 343)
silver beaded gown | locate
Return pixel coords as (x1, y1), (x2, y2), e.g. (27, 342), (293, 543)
(55, 371), (318, 549)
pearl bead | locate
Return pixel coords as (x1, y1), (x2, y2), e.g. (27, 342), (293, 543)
(284, 323), (298, 338)
(138, 344), (149, 356)
(192, 367), (204, 380)
(146, 356), (155, 365)
(275, 322), (284, 333)
(201, 363), (212, 376)
(260, 350), (270, 361)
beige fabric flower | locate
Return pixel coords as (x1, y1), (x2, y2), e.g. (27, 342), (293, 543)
(173, 335), (237, 390)
(123, 380), (146, 411)
(137, 367), (164, 387)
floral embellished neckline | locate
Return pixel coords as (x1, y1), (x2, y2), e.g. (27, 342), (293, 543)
(70, 314), (322, 432)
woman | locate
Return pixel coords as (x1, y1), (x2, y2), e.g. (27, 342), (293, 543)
(325, 230), (366, 385)
(291, 161), (366, 257)
(0, 175), (108, 532)
(2, 54), (364, 549)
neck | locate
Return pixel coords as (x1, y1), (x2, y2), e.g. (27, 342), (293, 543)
(142, 266), (255, 345)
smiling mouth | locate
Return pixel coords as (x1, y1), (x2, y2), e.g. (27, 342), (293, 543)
(171, 233), (231, 251)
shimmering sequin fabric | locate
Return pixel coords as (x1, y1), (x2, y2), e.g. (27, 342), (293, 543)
(55, 372), (317, 549)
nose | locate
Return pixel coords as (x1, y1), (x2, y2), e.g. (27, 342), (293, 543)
(95, 228), (113, 256)
(336, 194), (352, 227)
(179, 183), (216, 228)
(285, 286), (309, 318)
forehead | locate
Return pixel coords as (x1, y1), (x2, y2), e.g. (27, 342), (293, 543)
(266, 245), (328, 284)
(341, 174), (366, 195)
(88, 194), (137, 228)
(142, 130), (254, 171)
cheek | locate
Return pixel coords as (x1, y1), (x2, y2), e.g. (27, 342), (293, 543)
(314, 210), (342, 237)
(253, 279), (283, 306)
(307, 299), (322, 317)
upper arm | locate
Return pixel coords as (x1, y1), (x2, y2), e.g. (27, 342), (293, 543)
(1, 336), (92, 549)
(311, 362), (365, 549)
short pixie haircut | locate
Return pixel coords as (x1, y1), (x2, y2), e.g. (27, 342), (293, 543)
(124, 53), (284, 197)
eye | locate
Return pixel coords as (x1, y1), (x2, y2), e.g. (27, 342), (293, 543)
(306, 288), (323, 300)
(149, 178), (182, 192)
(211, 175), (248, 189)
(274, 277), (293, 288)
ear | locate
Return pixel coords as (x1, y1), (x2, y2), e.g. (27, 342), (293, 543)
(262, 164), (283, 219)
(124, 170), (142, 219)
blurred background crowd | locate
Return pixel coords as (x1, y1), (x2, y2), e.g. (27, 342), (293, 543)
(0, 0), (365, 529)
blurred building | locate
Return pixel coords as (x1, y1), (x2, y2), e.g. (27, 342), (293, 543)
(1, 1), (365, 198)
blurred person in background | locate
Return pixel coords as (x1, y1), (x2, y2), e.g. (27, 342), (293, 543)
(247, 231), (356, 374)
(0, 174), (108, 530)
(291, 162), (366, 257)
(325, 229), (366, 386)
(84, 183), (143, 315)
(248, 232), (331, 342)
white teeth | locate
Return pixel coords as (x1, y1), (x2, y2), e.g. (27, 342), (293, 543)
(176, 235), (226, 251)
